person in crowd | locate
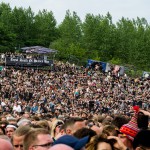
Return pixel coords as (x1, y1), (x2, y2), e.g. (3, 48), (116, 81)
(86, 134), (115, 150)
(0, 138), (13, 150)
(73, 127), (96, 140)
(63, 117), (86, 135)
(50, 119), (64, 141)
(6, 124), (17, 139)
(102, 125), (119, 136)
(49, 144), (74, 150)
(53, 134), (89, 150)
(11, 126), (31, 150)
(13, 102), (22, 113)
(133, 129), (150, 150)
(119, 106), (140, 150)
(137, 109), (150, 130)
(111, 116), (129, 129)
(17, 118), (31, 127)
(30, 102), (39, 114)
(0, 55), (149, 150)
(23, 128), (53, 150)
(36, 120), (51, 132)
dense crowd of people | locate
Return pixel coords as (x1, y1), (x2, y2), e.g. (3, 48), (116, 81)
(0, 58), (149, 150)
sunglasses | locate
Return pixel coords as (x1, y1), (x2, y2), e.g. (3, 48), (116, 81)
(33, 142), (53, 148)
(14, 145), (23, 148)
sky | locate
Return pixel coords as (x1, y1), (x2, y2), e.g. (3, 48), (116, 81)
(0, 0), (150, 25)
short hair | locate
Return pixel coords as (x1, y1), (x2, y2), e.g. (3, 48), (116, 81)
(111, 115), (129, 129)
(73, 127), (96, 139)
(23, 128), (50, 150)
(11, 125), (31, 143)
(31, 116), (40, 121)
(103, 125), (118, 136)
(29, 124), (43, 129)
(0, 120), (9, 127)
(63, 117), (84, 132)
(36, 120), (51, 131)
(7, 118), (17, 123)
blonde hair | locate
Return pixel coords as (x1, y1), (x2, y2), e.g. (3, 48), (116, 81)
(50, 120), (64, 138)
(36, 120), (51, 132)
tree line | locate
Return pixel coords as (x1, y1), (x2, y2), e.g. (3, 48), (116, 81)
(0, 2), (150, 71)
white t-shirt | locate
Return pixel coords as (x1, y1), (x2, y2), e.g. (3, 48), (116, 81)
(13, 105), (22, 112)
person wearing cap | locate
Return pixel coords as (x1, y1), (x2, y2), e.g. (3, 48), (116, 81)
(119, 106), (140, 150)
(53, 135), (89, 150)
(49, 144), (74, 150)
(6, 124), (17, 139)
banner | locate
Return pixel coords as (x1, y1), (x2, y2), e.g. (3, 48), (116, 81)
(5, 57), (53, 67)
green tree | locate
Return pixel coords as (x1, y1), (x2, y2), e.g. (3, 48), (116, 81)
(51, 10), (82, 60)
(34, 9), (58, 47)
(82, 12), (116, 61)
(0, 3), (16, 51)
(11, 6), (30, 48)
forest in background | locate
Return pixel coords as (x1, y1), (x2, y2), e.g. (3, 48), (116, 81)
(0, 2), (150, 72)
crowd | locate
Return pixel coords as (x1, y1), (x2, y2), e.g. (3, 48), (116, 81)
(0, 59), (150, 150)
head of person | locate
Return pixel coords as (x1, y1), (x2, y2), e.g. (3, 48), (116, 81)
(137, 112), (149, 130)
(73, 127), (96, 140)
(119, 107), (140, 150)
(23, 112), (30, 119)
(133, 129), (150, 150)
(86, 134), (114, 150)
(17, 118), (31, 127)
(7, 117), (17, 125)
(103, 125), (118, 136)
(90, 125), (103, 136)
(11, 125), (31, 150)
(6, 124), (17, 139)
(49, 144), (74, 150)
(23, 128), (53, 150)
(0, 138), (13, 150)
(53, 134), (89, 150)
(50, 120), (64, 139)
(111, 115), (129, 129)
(63, 117), (85, 135)
(0, 126), (5, 135)
(80, 112), (88, 119)
(0, 134), (11, 141)
(36, 120), (51, 132)
(0, 120), (9, 129)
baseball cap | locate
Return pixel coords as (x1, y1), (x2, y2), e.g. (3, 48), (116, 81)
(53, 135), (89, 150)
